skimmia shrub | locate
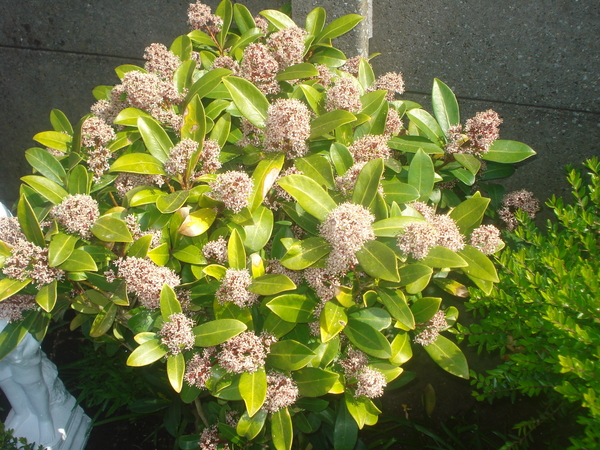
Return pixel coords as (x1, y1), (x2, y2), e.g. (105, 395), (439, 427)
(0, 2), (535, 449)
(458, 158), (600, 449)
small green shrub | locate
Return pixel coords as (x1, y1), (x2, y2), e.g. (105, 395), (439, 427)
(458, 157), (600, 449)
(0, 423), (44, 450)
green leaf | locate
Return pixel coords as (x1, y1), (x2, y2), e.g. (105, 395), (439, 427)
(137, 116), (173, 163)
(0, 310), (39, 360)
(334, 401), (358, 450)
(91, 216), (133, 242)
(148, 243), (170, 266)
(263, 312), (296, 338)
(398, 264), (433, 294)
(345, 319), (392, 359)
(67, 165), (90, 195)
(293, 368), (339, 397)
(35, 280), (57, 312)
(449, 193), (490, 234)
(248, 153), (284, 211)
(181, 95), (206, 143)
(128, 234), (154, 259)
(193, 319), (247, 347)
(454, 153), (481, 175)
(167, 353), (185, 393)
(372, 217), (421, 237)
(267, 340), (315, 371)
(32, 131), (72, 152)
(298, 84), (324, 114)
(17, 194), (44, 247)
(90, 301), (117, 338)
(431, 79), (460, 135)
(349, 308), (392, 331)
(358, 59), (376, 90)
(185, 68), (232, 105)
(408, 149), (435, 202)
(25, 148), (66, 184)
(228, 228), (246, 270)
(330, 143), (354, 176)
(388, 136), (444, 154)
(266, 294), (317, 323)
(174, 60), (196, 94)
(260, 9), (297, 30)
(173, 245), (205, 264)
(306, 7), (326, 35)
(156, 190), (189, 214)
(320, 301), (347, 343)
(126, 339), (169, 367)
(223, 77), (269, 129)
(316, 14), (363, 42)
(160, 284), (182, 322)
(420, 246), (468, 268)
(406, 109), (445, 144)
(113, 107), (153, 126)
(310, 110), (356, 139)
(424, 335), (469, 379)
(381, 180), (420, 204)
(210, 113), (231, 148)
(236, 409), (267, 440)
(345, 392), (380, 429)
(21, 175), (68, 204)
(178, 208), (217, 237)
(309, 46), (347, 67)
(457, 245), (499, 282)
(57, 248), (98, 272)
(483, 140), (536, 163)
(48, 232), (78, 267)
(411, 297), (442, 323)
(280, 237), (330, 270)
(352, 158), (384, 208)
(249, 274), (296, 295)
(276, 63), (319, 81)
(243, 206), (273, 252)
(240, 368), (266, 417)
(271, 407), (293, 450)
(378, 288), (415, 330)
(390, 332), (413, 365)
(278, 175), (337, 222)
(355, 240), (399, 282)
(295, 154), (335, 190)
(110, 153), (166, 175)
(50, 109), (73, 134)
(233, 3), (256, 34)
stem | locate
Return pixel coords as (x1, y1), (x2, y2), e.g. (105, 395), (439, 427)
(194, 397), (209, 427)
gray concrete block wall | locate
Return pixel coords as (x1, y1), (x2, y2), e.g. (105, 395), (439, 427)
(1, 0), (598, 212)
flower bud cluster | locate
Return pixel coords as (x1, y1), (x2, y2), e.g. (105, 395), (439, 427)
(208, 171), (254, 213)
(217, 331), (276, 374)
(263, 371), (299, 413)
(216, 268), (258, 308)
(498, 189), (540, 231)
(50, 194), (100, 240)
(158, 312), (195, 355)
(413, 310), (448, 346)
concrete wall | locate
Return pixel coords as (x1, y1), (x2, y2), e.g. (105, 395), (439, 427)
(1, 0), (598, 211)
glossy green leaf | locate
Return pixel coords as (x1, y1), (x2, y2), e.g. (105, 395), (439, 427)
(137, 116), (173, 163)
(236, 409), (267, 440)
(449, 193), (490, 234)
(267, 340), (315, 371)
(50, 109), (73, 134)
(316, 14), (363, 42)
(372, 217), (421, 237)
(271, 407), (293, 450)
(388, 136), (444, 154)
(67, 165), (90, 195)
(454, 153), (481, 175)
(193, 319), (247, 347)
(148, 243), (170, 266)
(381, 180), (420, 204)
(295, 154), (335, 189)
(266, 294), (317, 323)
(390, 332), (413, 365)
(421, 246), (468, 268)
(334, 400), (358, 450)
(156, 190), (189, 214)
(262, 311), (296, 337)
(483, 140), (536, 163)
(248, 153), (284, 211)
(223, 77), (269, 129)
(48, 233), (78, 267)
(178, 208), (217, 237)
(160, 284), (182, 322)
(276, 63), (319, 81)
(35, 280), (57, 312)
(174, 60), (196, 94)
(310, 110), (356, 139)
(90, 301), (117, 338)
(173, 245), (205, 264)
(240, 368), (266, 417)
(358, 58), (375, 90)
(458, 245), (499, 282)
(398, 264), (433, 294)
(21, 175), (68, 205)
(167, 353), (185, 393)
(249, 274), (296, 295)
(181, 95), (206, 143)
(424, 335), (469, 379)
(280, 237), (330, 270)
(408, 149), (435, 202)
(227, 228), (246, 270)
(378, 288), (415, 330)
(306, 7), (326, 35)
(113, 107), (153, 126)
(91, 216), (133, 242)
(431, 78), (460, 135)
(293, 368), (339, 397)
(210, 113), (231, 148)
(0, 310), (39, 360)
(243, 205), (273, 252)
(25, 148), (66, 184)
(311, 336), (340, 368)
(320, 301), (347, 343)
(356, 240), (399, 282)
(345, 319), (392, 359)
(278, 174), (337, 221)
(57, 248), (98, 272)
(127, 234), (154, 259)
(406, 109), (444, 144)
(260, 9), (297, 30)
(126, 339), (169, 367)
(349, 308), (392, 331)
(411, 297), (442, 323)
(330, 143), (353, 176)
(110, 153), (166, 175)
(17, 194), (44, 247)
(352, 158), (384, 208)
(185, 68), (232, 105)
(32, 131), (71, 152)
(233, 3), (257, 33)
(345, 392), (380, 429)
